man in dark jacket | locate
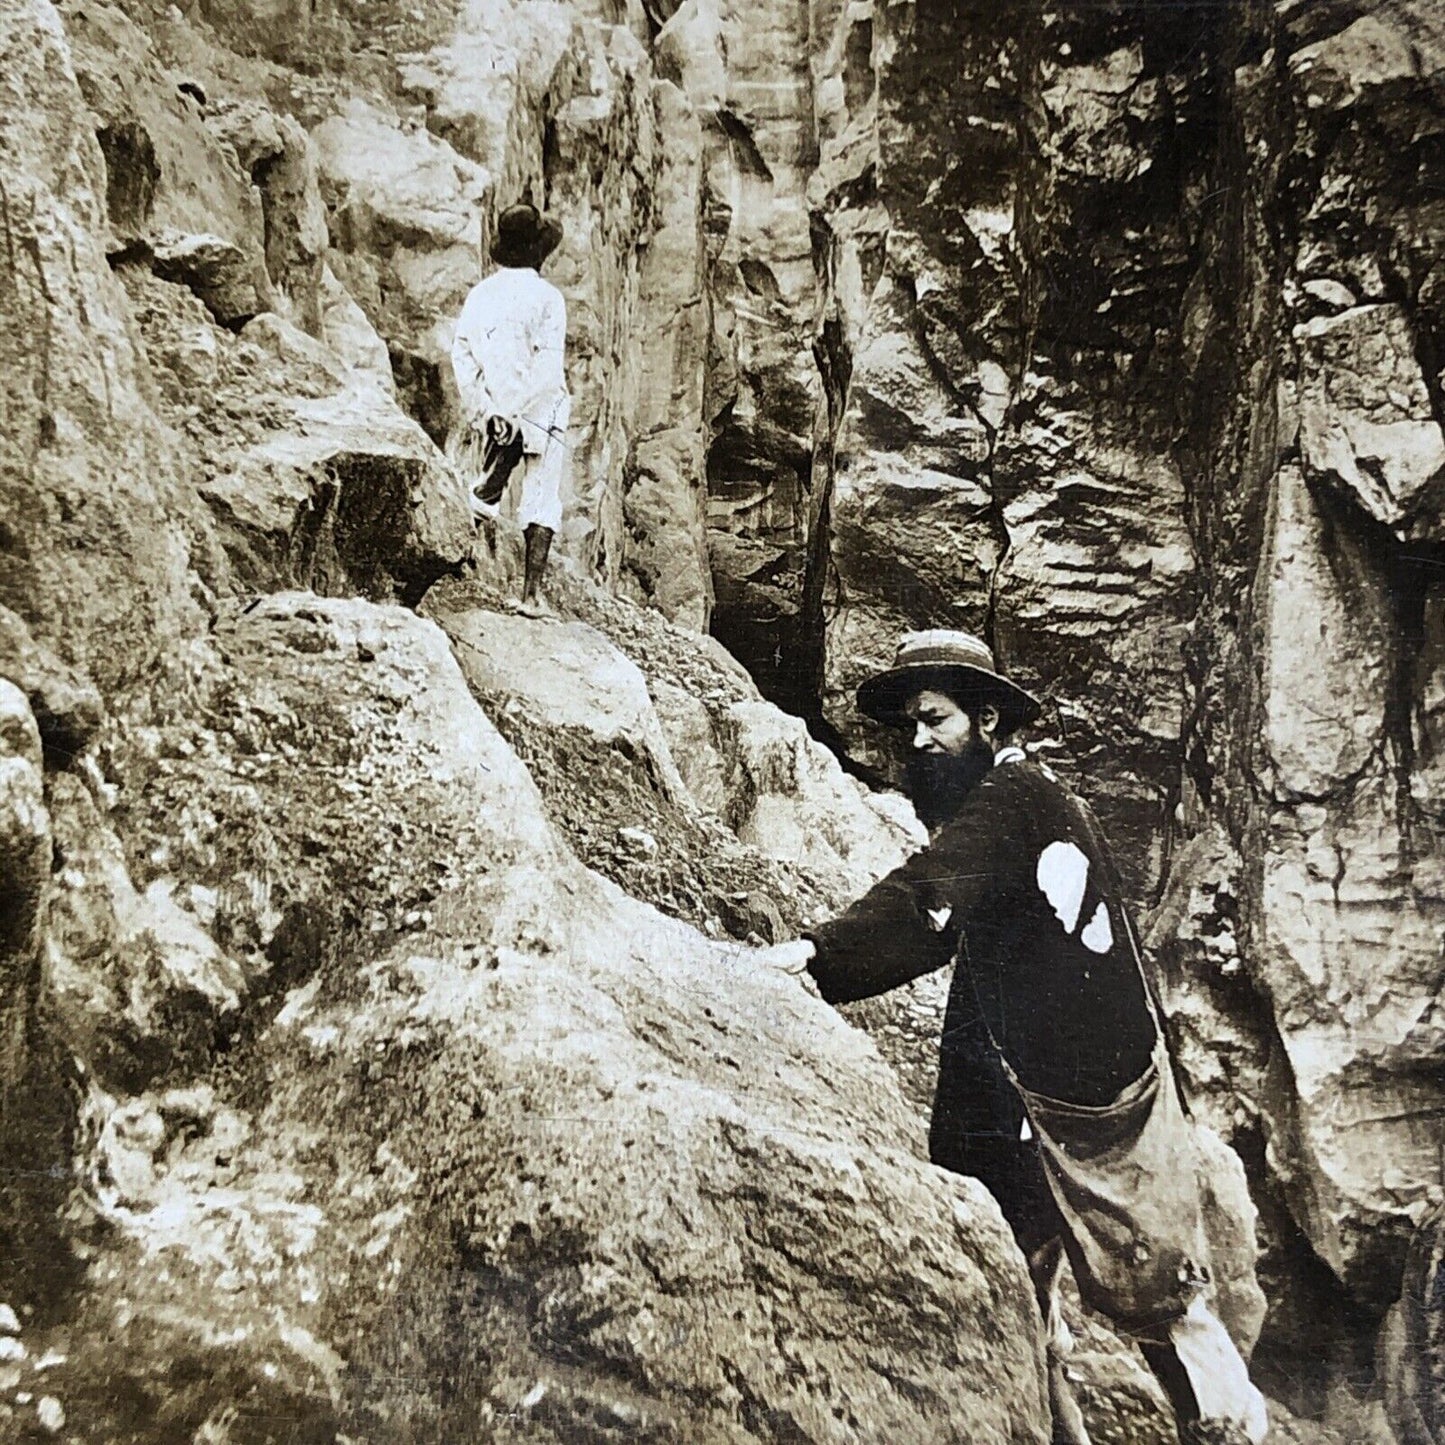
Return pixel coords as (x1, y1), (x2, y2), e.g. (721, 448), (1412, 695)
(758, 630), (1266, 1445)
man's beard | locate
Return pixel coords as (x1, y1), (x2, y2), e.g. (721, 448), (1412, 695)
(905, 741), (996, 830)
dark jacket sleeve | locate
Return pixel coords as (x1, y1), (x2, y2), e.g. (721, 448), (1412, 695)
(805, 785), (1007, 1004)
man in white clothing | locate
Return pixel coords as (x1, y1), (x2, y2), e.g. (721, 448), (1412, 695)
(449, 203), (571, 616)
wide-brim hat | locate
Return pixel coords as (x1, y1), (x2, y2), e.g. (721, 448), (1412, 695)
(490, 202), (563, 269)
(857, 629), (1043, 735)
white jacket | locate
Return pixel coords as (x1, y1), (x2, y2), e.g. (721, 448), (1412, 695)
(450, 266), (569, 456)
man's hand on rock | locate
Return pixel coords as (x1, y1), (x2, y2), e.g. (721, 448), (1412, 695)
(754, 938), (816, 976)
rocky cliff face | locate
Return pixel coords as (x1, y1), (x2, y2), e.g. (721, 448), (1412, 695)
(0, 0), (1057, 1438)
(739, 0), (1445, 1433)
(1152, 3), (1445, 1426)
(3, 0), (1443, 1437)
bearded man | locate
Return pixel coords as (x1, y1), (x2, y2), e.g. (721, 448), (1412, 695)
(759, 629), (1267, 1445)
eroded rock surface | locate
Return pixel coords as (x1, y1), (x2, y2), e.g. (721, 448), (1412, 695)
(0, 8), (1057, 1436)
(36, 596), (1048, 1444)
(802, 1), (1445, 1428)
(424, 572), (922, 941)
(1161, 0), (1445, 1368)
(0, 0), (217, 711)
(7, 0), (1445, 1431)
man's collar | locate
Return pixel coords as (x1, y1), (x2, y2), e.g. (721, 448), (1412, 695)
(993, 746), (1026, 767)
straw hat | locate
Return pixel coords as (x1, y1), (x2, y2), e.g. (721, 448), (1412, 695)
(856, 629), (1043, 735)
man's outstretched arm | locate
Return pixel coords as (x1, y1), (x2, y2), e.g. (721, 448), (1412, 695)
(756, 792), (1004, 1003)
(803, 856), (957, 1002)
(756, 850), (963, 1002)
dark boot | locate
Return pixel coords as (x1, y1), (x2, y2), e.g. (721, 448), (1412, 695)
(520, 523), (553, 615)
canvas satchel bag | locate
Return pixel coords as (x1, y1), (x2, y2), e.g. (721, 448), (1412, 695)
(1001, 1035), (1212, 1328)
(963, 895), (1215, 1330)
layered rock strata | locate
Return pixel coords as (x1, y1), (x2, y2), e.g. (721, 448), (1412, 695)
(1151, 6), (1445, 1415)
(0, 0), (1060, 1437)
(5, 0), (1445, 1431)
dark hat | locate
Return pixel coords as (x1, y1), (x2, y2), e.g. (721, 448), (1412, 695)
(489, 202), (563, 269)
(857, 629), (1043, 735)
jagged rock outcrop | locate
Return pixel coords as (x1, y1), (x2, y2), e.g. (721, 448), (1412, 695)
(301, 1), (721, 622)
(27, 592), (1049, 1443)
(60, 0), (274, 322)
(9, 0), (1445, 1431)
(0, 2), (1063, 1438)
(312, 96), (493, 439)
(1148, 8), (1445, 1424)
(621, 77), (713, 628)
(654, 0), (880, 711)
(820, 2), (1208, 899)
(790, 0), (1445, 1430)
(121, 265), (471, 600)
(0, 0), (218, 713)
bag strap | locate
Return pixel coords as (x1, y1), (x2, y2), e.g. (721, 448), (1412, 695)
(955, 900), (1177, 1116)
(1120, 905), (1192, 1121)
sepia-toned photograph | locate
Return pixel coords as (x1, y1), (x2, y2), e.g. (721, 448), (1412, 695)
(0, 0), (1441, 1439)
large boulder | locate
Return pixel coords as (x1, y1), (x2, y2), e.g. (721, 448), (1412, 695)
(719, 698), (923, 893)
(437, 609), (691, 805)
(425, 575), (923, 941)
(28, 595), (1050, 1444)
(312, 97), (492, 439)
(319, 263), (397, 394)
(118, 266), (471, 601)
(427, 571), (942, 1109)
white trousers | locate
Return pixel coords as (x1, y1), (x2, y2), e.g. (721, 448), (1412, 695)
(448, 392), (570, 534)
(513, 391), (569, 533)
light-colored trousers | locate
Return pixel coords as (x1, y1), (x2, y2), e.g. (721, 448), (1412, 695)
(447, 392), (570, 533)
(1035, 1239), (1268, 1443)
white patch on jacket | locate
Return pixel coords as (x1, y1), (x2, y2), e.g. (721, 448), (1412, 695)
(1036, 840), (1089, 933)
(1080, 901), (1113, 954)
